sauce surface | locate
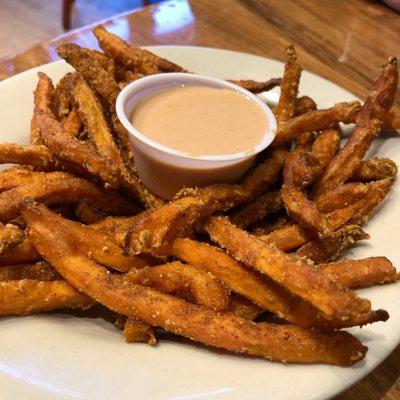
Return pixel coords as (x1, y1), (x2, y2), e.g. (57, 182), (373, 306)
(130, 85), (267, 156)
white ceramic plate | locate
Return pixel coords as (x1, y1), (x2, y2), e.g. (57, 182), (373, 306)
(0, 46), (398, 400)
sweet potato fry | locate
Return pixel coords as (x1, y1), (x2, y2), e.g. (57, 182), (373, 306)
(295, 225), (369, 263)
(124, 318), (157, 345)
(74, 202), (105, 224)
(352, 157), (397, 182)
(228, 78), (282, 93)
(62, 107), (82, 137)
(169, 238), (384, 330)
(273, 101), (361, 147)
(30, 72), (54, 145)
(228, 294), (264, 320)
(125, 261), (230, 311)
(311, 125), (341, 173)
(94, 25), (185, 74)
(274, 45), (301, 124)
(230, 191), (282, 229)
(127, 150), (286, 254)
(314, 57), (398, 195)
(384, 110), (400, 129)
(0, 261), (60, 281)
(204, 216), (371, 321)
(0, 223), (24, 253)
(319, 257), (399, 288)
(295, 96), (317, 116)
(282, 150), (331, 236)
(22, 205), (149, 272)
(0, 171), (137, 222)
(0, 279), (94, 316)
(260, 177), (394, 251)
(52, 72), (76, 121)
(36, 110), (120, 188)
(57, 43), (120, 106)
(0, 238), (40, 266)
(93, 26), (158, 75)
(24, 203), (367, 365)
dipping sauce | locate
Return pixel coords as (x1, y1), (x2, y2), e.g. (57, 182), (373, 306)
(130, 85), (268, 156)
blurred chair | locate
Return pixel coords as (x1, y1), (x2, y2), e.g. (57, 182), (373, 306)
(62, 0), (152, 30)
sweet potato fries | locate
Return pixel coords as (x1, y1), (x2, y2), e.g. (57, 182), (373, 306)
(0, 25), (398, 367)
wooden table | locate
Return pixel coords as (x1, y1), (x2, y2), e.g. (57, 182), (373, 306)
(0, 0), (399, 398)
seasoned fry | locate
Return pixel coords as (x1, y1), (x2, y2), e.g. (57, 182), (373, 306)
(228, 78), (282, 93)
(282, 150), (331, 236)
(273, 101), (361, 147)
(352, 157), (397, 182)
(259, 177), (394, 251)
(295, 225), (369, 263)
(52, 72), (76, 121)
(274, 45), (301, 124)
(62, 107), (82, 137)
(230, 191), (282, 229)
(295, 96), (317, 116)
(57, 43), (120, 106)
(94, 25), (185, 74)
(0, 238), (40, 266)
(314, 57), (398, 195)
(0, 279), (94, 316)
(204, 216), (371, 321)
(0, 261), (60, 281)
(24, 203), (367, 365)
(124, 318), (157, 345)
(0, 171), (137, 222)
(125, 261), (230, 311)
(228, 294), (264, 320)
(0, 223), (24, 253)
(30, 72), (54, 145)
(127, 150), (286, 254)
(74, 202), (105, 224)
(319, 257), (399, 288)
(169, 238), (384, 330)
(36, 110), (120, 188)
(93, 26), (158, 75)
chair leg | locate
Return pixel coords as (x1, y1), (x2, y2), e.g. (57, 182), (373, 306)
(62, 0), (75, 30)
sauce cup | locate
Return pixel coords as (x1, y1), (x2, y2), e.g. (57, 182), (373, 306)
(116, 73), (277, 199)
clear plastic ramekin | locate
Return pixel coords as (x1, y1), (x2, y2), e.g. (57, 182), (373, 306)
(116, 73), (277, 199)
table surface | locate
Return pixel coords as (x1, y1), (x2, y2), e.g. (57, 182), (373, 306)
(0, 0), (399, 398)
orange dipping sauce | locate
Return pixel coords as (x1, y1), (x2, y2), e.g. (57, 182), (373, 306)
(130, 85), (268, 156)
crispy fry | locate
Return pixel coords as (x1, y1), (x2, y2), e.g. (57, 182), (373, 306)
(314, 57), (398, 195)
(36, 110), (120, 188)
(94, 25), (185, 74)
(0, 279), (94, 316)
(228, 78), (282, 93)
(74, 202), (105, 224)
(0, 261), (60, 281)
(228, 294), (264, 320)
(204, 216), (371, 321)
(295, 225), (369, 263)
(125, 261), (230, 311)
(30, 72), (54, 145)
(62, 107), (82, 137)
(0, 171), (137, 222)
(124, 318), (157, 345)
(230, 191), (282, 229)
(311, 125), (341, 173)
(274, 45), (301, 124)
(57, 43), (120, 106)
(259, 177), (394, 251)
(24, 203), (367, 365)
(282, 151), (331, 236)
(0, 238), (40, 266)
(169, 238), (384, 330)
(93, 26), (158, 75)
(384, 110), (400, 129)
(127, 150), (286, 254)
(0, 223), (24, 253)
(52, 72), (76, 121)
(319, 257), (399, 288)
(22, 205), (149, 272)
(352, 157), (398, 182)
(273, 101), (361, 147)
(295, 96), (317, 116)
